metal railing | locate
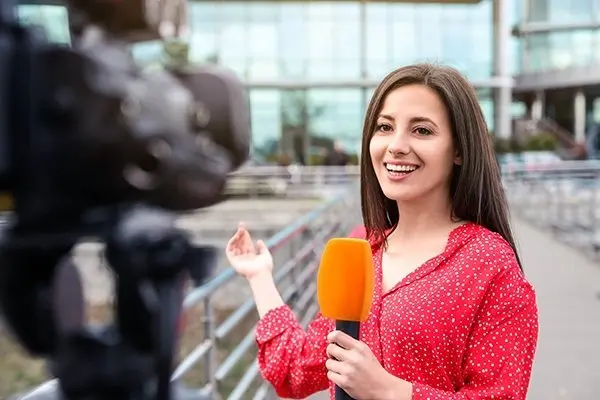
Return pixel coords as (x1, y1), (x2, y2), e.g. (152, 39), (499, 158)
(224, 165), (360, 198)
(503, 160), (600, 256)
(14, 175), (360, 400)
(173, 187), (361, 399)
(18, 162), (600, 398)
(513, 117), (586, 160)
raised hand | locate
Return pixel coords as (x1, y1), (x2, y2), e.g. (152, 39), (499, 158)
(225, 222), (274, 279)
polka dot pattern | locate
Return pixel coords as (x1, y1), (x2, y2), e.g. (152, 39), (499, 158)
(255, 223), (539, 399)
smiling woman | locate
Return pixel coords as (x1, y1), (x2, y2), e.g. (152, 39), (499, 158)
(368, 83), (460, 208)
(222, 63), (538, 400)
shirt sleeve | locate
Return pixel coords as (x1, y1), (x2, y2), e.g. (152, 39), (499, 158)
(348, 225), (366, 239)
(412, 261), (539, 400)
(255, 305), (332, 399)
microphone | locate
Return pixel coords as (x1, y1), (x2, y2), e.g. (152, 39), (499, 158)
(316, 238), (375, 400)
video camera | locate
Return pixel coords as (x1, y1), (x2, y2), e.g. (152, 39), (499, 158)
(0, 0), (251, 399)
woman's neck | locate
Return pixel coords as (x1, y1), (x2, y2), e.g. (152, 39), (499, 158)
(388, 193), (457, 247)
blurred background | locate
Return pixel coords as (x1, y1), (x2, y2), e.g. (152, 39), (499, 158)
(20, 0), (600, 167)
(3, 1), (600, 400)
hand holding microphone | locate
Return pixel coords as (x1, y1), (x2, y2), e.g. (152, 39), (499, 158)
(324, 330), (394, 400)
(226, 227), (407, 399)
(317, 238), (403, 400)
(317, 238), (374, 338)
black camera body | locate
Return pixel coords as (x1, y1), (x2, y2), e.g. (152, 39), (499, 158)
(0, 1), (251, 399)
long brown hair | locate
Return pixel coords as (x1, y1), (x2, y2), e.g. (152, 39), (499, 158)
(360, 63), (522, 270)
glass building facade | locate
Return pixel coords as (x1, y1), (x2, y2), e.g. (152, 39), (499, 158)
(512, 0), (600, 145)
(173, 1), (521, 161)
(519, 0), (600, 73)
(17, 1), (523, 163)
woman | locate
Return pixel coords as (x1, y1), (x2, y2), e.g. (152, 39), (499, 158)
(226, 64), (539, 400)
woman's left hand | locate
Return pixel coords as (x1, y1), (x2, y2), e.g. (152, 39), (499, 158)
(325, 330), (412, 400)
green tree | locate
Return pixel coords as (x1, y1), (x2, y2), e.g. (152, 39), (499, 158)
(161, 40), (219, 70)
(279, 90), (327, 165)
(162, 39), (190, 69)
(523, 132), (557, 151)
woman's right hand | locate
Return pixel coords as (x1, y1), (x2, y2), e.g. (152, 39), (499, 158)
(226, 222), (274, 279)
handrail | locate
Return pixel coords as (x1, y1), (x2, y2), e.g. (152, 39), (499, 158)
(503, 161), (600, 255)
(11, 173), (360, 400)
(513, 117), (586, 159)
(221, 165), (360, 199)
(181, 192), (351, 308)
(18, 161), (600, 399)
(502, 159), (600, 173)
(173, 187), (361, 399)
(231, 165), (360, 174)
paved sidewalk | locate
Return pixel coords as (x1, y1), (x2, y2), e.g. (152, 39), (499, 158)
(306, 217), (600, 400)
(519, 219), (600, 399)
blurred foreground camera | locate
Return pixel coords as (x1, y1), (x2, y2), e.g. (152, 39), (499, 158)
(0, 1), (251, 399)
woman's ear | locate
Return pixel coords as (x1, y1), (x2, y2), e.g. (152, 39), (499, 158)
(454, 151), (462, 165)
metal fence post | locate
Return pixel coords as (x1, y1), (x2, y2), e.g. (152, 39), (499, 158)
(202, 297), (216, 397)
(288, 234), (299, 308)
(593, 172), (600, 257)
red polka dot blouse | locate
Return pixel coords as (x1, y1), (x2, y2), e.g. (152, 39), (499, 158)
(255, 222), (538, 400)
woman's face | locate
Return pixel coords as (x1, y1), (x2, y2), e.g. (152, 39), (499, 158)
(369, 84), (460, 204)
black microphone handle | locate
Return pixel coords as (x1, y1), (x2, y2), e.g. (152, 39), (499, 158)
(334, 320), (360, 400)
(335, 320), (360, 340)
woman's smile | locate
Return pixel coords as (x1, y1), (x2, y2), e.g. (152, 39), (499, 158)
(383, 162), (420, 181)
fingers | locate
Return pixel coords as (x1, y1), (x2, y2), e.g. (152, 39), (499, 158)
(326, 370), (347, 388)
(326, 342), (349, 362)
(226, 223), (266, 257)
(226, 227), (244, 254)
(256, 240), (269, 255)
(325, 358), (346, 375)
(325, 359), (350, 389)
(327, 330), (361, 350)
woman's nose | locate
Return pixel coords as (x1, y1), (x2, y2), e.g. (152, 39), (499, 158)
(387, 131), (410, 155)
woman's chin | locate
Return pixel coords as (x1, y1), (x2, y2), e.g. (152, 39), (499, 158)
(382, 187), (420, 203)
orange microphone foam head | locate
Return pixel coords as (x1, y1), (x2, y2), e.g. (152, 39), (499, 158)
(317, 238), (375, 322)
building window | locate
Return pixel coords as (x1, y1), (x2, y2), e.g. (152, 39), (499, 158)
(17, 5), (71, 45)
(525, 29), (599, 72)
(187, 1), (499, 156)
(528, 0), (596, 24)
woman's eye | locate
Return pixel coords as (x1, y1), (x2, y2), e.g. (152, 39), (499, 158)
(415, 127), (432, 136)
(376, 124), (393, 133)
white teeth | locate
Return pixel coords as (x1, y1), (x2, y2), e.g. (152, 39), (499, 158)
(385, 164), (417, 173)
